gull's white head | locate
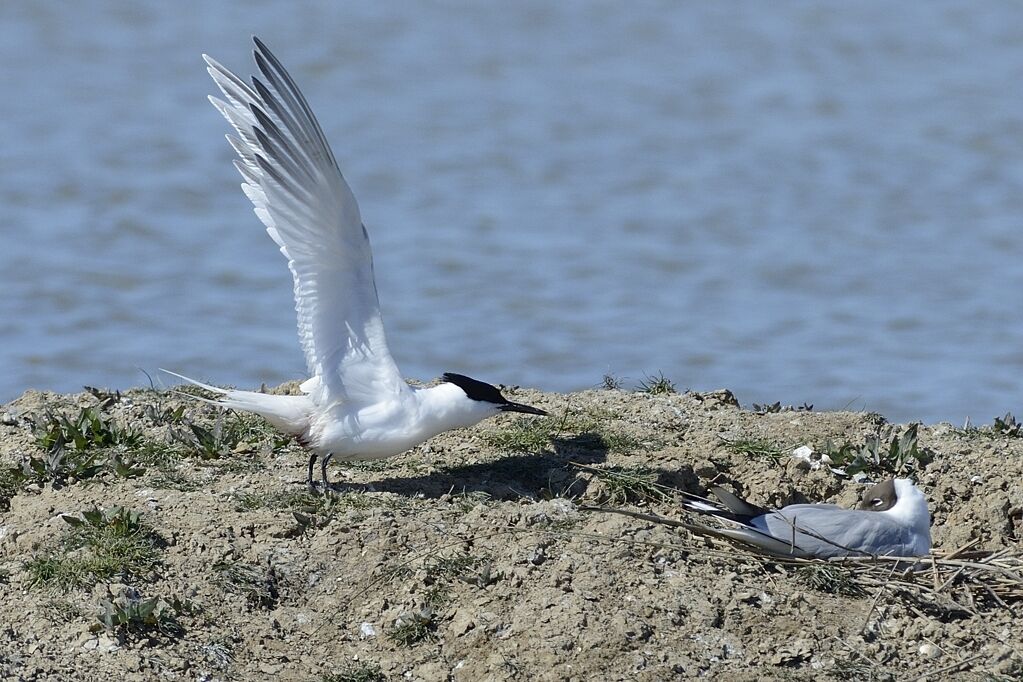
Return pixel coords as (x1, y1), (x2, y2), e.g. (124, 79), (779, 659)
(859, 478), (931, 554)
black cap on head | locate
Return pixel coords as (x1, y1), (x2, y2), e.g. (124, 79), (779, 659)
(441, 373), (547, 416)
(858, 479), (898, 511)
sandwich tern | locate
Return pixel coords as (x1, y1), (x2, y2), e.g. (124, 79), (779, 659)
(167, 37), (547, 491)
(683, 478), (931, 558)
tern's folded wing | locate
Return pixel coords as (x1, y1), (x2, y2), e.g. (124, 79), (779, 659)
(204, 38), (406, 406)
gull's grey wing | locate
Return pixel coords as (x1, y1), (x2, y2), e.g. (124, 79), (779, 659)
(204, 38), (407, 406)
(761, 506), (914, 558)
(690, 521), (813, 558)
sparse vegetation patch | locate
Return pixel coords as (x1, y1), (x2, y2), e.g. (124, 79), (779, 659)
(823, 424), (931, 476)
(719, 434), (787, 464)
(26, 506), (161, 590)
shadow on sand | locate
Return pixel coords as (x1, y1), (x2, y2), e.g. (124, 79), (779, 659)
(339, 433), (611, 501)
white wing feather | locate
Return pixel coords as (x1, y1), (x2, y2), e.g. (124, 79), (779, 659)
(203, 38), (407, 407)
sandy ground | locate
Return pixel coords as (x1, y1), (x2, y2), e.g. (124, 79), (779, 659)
(0, 382), (1020, 681)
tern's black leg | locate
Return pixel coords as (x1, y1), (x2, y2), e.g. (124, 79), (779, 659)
(320, 453), (335, 492)
(306, 452), (318, 493)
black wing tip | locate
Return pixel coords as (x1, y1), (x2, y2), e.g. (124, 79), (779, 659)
(252, 36), (282, 72)
(709, 485), (770, 520)
(252, 37), (276, 72)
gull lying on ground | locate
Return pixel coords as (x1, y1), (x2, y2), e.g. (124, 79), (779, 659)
(164, 37), (546, 491)
(682, 479), (931, 558)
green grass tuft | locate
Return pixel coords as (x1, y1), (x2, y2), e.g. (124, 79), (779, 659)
(636, 372), (676, 395)
(322, 663), (387, 682)
(424, 551), (495, 587)
(574, 463), (676, 505)
(0, 467), (23, 511)
(213, 560), (279, 609)
(794, 564), (864, 597)
(719, 435), (786, 464)
(388, 608), (437, 646)
(601, 373), (623, 390)
(26, 506), (161, 590)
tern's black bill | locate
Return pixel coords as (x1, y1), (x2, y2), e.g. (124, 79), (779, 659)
(500, 402), (548, 416)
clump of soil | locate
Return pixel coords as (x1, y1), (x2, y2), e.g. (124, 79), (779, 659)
(0, 383), (1020, 680)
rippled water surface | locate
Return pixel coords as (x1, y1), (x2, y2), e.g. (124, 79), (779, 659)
(3, 2), (1023, 423)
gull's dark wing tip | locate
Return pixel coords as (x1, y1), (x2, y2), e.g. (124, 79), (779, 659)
(252, 36), (274, 60)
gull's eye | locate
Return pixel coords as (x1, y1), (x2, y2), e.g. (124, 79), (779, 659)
(871, 498), (884, 507)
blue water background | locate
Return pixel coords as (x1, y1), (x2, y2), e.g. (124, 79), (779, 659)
(2, 2), (1023, 424)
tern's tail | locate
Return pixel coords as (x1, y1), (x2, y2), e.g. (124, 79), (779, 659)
(160, 370), (312, 435)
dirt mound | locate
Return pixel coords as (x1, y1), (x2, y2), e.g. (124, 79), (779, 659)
(0, 384), (1020, 680)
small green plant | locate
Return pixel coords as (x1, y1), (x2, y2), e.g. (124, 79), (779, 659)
(143, 402), (186, 426)
(424, 551), (495, 587)
(450, 490), (492, 513)
(422, 584), (451, 609)
(388, 607), (437, 646)
(831, 656), (886, 681)
(824, 424), (930, 477)
(752, 401), (814, 414)
(42, 597), (83, 623)
(601, 373), (623, 390)
(223, 412), (290, 448)
(170, 412), (287, 460)
(26, 506), (161, 589)
(793, 564), (863, 597)
(96, 593), (184, 639)
(993, 413), (1022, 437)
(719, 435), (786, 464)
(0, 467), (24, 511)
(18, 448), (105, 486)
(213, 560), (279, 609)
(637, 372), (676, 395)
(170, 415), (235, 460)
(35, 407), (141, 453)
(107, 452), (146, 479)
(322, 662), (387, 682)
(20, 407), (149, 485)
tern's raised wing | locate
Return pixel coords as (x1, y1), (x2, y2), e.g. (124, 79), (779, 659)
(204, 38), (406, 406)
